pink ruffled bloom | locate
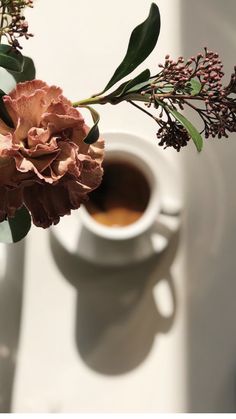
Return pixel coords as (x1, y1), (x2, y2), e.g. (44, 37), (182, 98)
(0, 80), (104, 228)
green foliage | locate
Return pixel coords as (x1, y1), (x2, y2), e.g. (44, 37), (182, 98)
(168, 107), (203, 152)
(0, 44), (24, 72)
(125, 75), (156, 94)
(107, 69), (151, 100)
(189, 79), (202, 96)
(9, 56), (36, 83)
(0, 206), (31, 243)
(81, 106), (100, 145)
(102, 3), (160, 93)
(0, 55), (35, 127)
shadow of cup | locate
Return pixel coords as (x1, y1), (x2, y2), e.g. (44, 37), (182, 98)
(50, 224), (180, 375)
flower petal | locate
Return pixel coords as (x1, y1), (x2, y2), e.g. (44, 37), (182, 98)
(4, 89), (47, 141)
(42, 112), (85, 134)
(8, 80), (48, 100)
(27, 127), (51, 147)
(23, 181), (78, 228)
(88, 136), (105, 164)
(24, 156), (103, 228)
(14, 151), (60, 183)
(51, 141), (81, 179)
(0, 80), (105, 228)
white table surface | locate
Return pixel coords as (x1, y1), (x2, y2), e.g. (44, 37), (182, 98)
(11, 0), (186, 412)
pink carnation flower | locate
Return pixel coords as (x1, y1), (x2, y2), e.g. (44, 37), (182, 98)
(0, 80), (104, 228)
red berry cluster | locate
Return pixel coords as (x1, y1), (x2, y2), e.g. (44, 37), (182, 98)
(139, 49), (236, 150)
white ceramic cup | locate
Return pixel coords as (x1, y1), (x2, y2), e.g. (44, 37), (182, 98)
(75, 131), (166, 265)
(80, 132), (161, 242)
(52, 131), (181, 266)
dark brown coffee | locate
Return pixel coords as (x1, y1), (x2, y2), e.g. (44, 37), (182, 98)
(85, 159), (150, 227)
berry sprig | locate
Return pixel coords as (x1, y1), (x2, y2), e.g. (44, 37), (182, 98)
(0, 0), (33, 49)
(134, 48), (236, 151)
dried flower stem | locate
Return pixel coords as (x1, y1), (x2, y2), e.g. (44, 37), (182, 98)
(0, 0), (33, 49)
(128, 100), (158, 121)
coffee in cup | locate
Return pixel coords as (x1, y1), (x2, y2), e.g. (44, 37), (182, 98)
(85, 159), (151, 228)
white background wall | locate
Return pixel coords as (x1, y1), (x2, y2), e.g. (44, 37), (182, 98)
(181, 0), (236, 412)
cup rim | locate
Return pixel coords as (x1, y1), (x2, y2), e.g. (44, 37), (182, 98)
(80, 131), (161, 241)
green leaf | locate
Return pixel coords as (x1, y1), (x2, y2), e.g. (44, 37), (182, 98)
(126, 77), (156, 94)
(102, 3), (161, 93)
(127, 81), (175, 95)
(0, 44), (24, 72)
(81, 106), (100, 145)
(155, 84), (175, 93)
(9, 206), (31, 242)
(0, 206), (31, 244)
(0, 89), (14, 127)
(117, 69), (151, 97)
(189, 79), (202, 96)
(107, 69), (151, 100)
(9, 56), (36, 83)
(168, 107), (203, 152)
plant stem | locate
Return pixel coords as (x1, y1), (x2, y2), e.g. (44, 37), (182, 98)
(72, 95), (106, 107)
(73, 93), (151, 108)
(0, 3), (6, 43)
(128, 100), (158, 121)
(154, 93), (202, 100)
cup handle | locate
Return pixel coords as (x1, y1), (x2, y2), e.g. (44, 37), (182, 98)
(150, 212), (181, 254)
